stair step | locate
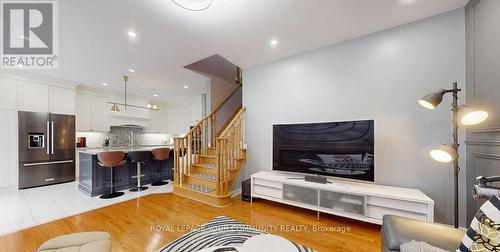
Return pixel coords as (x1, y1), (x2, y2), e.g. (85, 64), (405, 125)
(186, 183), (215, 193)
(192, 173), (217, 181)
(195, 163), (216, 169)
(200, 154), (217, 159)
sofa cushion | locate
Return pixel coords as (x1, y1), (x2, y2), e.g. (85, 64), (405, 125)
(458, 195), (500, 252)
(382, 215), (465, 251)
(37, 231), (111, 252)
(400, 240), (448, 252)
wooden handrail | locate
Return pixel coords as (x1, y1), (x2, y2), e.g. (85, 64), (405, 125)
(208, 83), (242, 118)
(218, 107), (246, 138)
(173, 83), (242, 139)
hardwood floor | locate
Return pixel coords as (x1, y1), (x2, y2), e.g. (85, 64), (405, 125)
(0, 193), (381, 252)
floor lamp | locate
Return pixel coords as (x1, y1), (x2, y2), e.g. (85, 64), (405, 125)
(418, 82), (489, 228)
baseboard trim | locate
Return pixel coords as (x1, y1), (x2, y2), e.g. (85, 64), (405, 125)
(231, 188), (242, 197)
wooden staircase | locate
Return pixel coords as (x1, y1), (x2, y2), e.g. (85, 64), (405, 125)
(173, 71), (246, 207)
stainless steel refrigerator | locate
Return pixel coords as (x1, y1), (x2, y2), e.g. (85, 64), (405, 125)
(18, 111), (76, 189)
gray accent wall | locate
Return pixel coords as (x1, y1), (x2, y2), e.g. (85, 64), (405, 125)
(242, 9), (466, 225)
(465, 0), (500, 224)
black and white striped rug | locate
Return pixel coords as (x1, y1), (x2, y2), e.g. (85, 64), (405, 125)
(159, 216), (314, 252)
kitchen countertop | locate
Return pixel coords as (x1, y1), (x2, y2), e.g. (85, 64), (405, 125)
(77, 145), (173, 155)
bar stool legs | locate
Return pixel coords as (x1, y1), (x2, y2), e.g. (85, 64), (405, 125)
(151, 160), (168, 186)
(151, 148), (170, 186)
(130, 161), (148, 192)
(100, 166), (125, 199)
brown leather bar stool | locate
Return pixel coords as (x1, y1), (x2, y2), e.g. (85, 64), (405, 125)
(151, 148), (170, 186)
(97, 151), (126, 199)
(127, 151), (151, 192)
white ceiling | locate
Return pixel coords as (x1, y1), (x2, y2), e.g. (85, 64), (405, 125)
(30, 0), (467, 103)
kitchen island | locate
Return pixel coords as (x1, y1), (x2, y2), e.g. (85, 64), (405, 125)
(78, 146), (174, 197)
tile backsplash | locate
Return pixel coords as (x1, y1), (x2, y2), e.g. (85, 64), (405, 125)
(77, 127), (171, 148)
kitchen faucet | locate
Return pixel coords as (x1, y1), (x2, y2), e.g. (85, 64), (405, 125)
(129, 131), (135, 147)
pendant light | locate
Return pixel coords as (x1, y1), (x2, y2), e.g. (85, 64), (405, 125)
(110, 103), (120, 113)
(108, 75), (160, 111)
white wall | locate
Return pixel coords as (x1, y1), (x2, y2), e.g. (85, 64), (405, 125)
(243, 9), (465, 225)
(166, 99), (202, 136)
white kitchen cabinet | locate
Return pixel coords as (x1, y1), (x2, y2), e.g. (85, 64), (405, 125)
(76, 93), (92, 131)
(0, 110), (17, 189)
(18, 81), (49, 112)
(76, 92), (109, 132)
(0, 77), (19, 110)
(50, 86), (75, 115)
(146, 110), (168, 133)
(91, 95), (109, 132)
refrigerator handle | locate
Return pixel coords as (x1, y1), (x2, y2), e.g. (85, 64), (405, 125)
(46, 121), (50, 155)
(51, 121), (54, 154)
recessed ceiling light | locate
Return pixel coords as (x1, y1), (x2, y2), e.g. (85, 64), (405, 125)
(153, 93), (158, 97)
(399, 0), (417, 4)
(127, 31), (137, 37)
(269, 39), (278, 46)
(102, 82), (109, 86)
(128, 69), (135, 73)
(184, 85), (189, 89)
(171, 0), (213, 11)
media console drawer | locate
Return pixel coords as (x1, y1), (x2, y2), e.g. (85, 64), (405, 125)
(253, 178), (282, 189)
(367, 196), (427, 213)
(366, 205), (427, 222)
(254, 184), (282, 199)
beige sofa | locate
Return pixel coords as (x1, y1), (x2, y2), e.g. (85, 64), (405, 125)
(36, 232), (111, 252)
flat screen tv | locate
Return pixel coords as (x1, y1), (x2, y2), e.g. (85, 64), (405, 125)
(273, 120), (374, 182)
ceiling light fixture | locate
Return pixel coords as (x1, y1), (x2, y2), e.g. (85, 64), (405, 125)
(269, 39), (278, 46)
(171, 0), (213, 11)
(111, 103), (120, 113)
(102, 82), (109, 87)
(153, 93), (158, 97)
(399, 0), (417, 5)
(108, 75), (160, 112)
(128, 69), (135, 73)
(184, 85), (189, 89)
(127, 31), (137, 37)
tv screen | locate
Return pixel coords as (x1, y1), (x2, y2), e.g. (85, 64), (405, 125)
(273, 120), (374, 182)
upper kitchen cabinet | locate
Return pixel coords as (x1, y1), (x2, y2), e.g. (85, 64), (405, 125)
(146, 109), (168, 133)
(50, 86), (76, 115)
(91, 95), (109, 132)
(76, 92), (110, 132)
(76, 92), (92, 131)
(18, 81), (49, 112)
(18, 81), (76, 114)
(0, 77), (19, 110)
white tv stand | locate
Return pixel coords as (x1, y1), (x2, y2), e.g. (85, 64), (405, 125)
(251, 171), (434, 225)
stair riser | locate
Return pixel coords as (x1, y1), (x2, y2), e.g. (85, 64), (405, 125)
(185, 176), (217, 188)
(192, 166), (218, 175)
(199, 156), (217, 165)
(173, 186), (232, 207)
(207, 147), (217, 156)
